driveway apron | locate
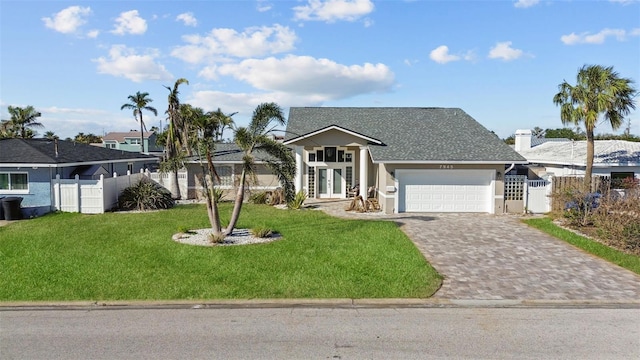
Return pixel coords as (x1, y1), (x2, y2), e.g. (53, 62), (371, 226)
(310, 200), (640, 301)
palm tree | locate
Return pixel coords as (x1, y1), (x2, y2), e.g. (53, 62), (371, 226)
(207, 108), (236, 142)
(224, 102), (296, 235)
(120, 91), (158, 153)
(43, 131), (58, 140)
(161, 78), (189, 199)
(3, 105), (43, 138)
(189, 106), (226, 235)
(553, 65), (636, 188)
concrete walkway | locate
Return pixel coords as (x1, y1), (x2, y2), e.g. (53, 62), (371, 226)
(307, 199), (640, 301)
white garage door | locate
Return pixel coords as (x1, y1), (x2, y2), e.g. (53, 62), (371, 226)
(397, 169), (494, 213)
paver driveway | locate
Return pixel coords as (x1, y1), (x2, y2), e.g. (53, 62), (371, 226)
(312, 200), (640, 301)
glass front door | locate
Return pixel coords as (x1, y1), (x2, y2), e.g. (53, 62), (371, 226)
(318, 167), (344, 198)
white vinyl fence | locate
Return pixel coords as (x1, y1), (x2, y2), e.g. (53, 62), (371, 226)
(524, 179), (552, 213)
(52, 171), (145, 214)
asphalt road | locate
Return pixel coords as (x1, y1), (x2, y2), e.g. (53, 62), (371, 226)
(2, 306), (639, 359)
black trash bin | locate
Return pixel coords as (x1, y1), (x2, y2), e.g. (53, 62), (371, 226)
(0, 196), (4, 220)
(2, 197), (23, 220)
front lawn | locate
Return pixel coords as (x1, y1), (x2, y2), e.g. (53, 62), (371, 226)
(0, 204), (441, 301)
(523, 217), (640, 275)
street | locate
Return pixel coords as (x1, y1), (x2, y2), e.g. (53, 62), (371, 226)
(1, 306), (639, 359)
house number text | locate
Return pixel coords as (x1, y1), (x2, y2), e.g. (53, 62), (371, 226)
(439, 165), (454, 169)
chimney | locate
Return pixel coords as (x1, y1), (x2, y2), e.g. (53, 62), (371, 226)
(514, 129), (532, 152)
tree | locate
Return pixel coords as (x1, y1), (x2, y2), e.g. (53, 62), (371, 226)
(224, 102), (296, 235)
(553, 65), (636, 188)
(161, 78), (189, 199)
(74, 132), (102, 144)
(2, 105), (43, 138)
(43, 131), (58, 140)
(544, 127), (586, 140)
(120, 91), (158, 153)
(532, 126), (545, 138)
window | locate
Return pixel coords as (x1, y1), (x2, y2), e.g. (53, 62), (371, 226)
(325, 147), (337, 162)
(106, 143), (116, 149)
(216, 165), (234, 187)
(345, 153), (353, 163)
(0, 172), (28, 191)
(338, 150), (345, 162)
(129, 138), (141, 145)
(611, 172), (635, 189)
(316, 150), (324, 162)
(308, 152), (316, 162)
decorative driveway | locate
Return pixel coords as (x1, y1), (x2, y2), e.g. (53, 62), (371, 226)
(311, 200), (640, 301)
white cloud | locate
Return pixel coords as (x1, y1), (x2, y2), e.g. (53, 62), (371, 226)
(293, 0), (374, 22)
(176, 12), (197, 27)
(86, 30), (100, 38)
(42, 6), (91, 34)
(560, 28), (639, 45)
(93, 45), (173, 82)
(111, 10), (147, 35)
(214, 55), (395, 100)
(257, 0), (273, 12)
(171, 24), (297, 63)
(429, 45), (461, 64)
(609, 0), (638, 5)
(514, 0), (540, 8)
(488, 41), (524, 61)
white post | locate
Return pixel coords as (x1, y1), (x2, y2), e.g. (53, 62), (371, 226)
(294, 146), (304, 193)
(54, 174), (61, 211)
(359, 147), (368, 198)
(523, 179), (529, 214)
(98, 174), (106, 213)
(74, 174), (80, 213)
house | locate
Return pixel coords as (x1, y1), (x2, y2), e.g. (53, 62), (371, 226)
(0, 138), (159, 216)
(514, 129), (640, 184)
(173, 143), (287, 200)
(283, 107), (527, 214)
(102, 131), (163, 153)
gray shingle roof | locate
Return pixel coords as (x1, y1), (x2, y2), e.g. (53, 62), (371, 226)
(285, 107), (526, 163)
(187, 143), (282, 163)
(0, 138), (158, 165)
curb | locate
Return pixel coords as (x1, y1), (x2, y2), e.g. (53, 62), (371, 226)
(2, 298), (639, 311)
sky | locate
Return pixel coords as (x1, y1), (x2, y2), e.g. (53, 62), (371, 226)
(1, 0), (639, 141)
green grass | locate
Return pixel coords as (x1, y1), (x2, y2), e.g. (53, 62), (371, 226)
(0, 204), (441, 301)
(523, 217), (640, 275)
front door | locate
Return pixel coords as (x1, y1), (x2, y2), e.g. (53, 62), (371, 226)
(318, 167), (344, 198)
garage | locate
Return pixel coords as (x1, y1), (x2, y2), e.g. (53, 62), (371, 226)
(396, 169), (494, 213)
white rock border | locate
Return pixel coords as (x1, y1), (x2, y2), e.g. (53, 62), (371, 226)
(172, 228), (282, 247)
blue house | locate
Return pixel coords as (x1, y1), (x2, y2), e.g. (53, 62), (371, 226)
(0, 138), (159, 217)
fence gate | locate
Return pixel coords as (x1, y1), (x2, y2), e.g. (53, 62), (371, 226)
(526, 179), (551, 213)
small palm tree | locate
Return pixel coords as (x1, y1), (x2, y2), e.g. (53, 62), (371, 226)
(162, 78), (189, 199)
(3, 105), (43, 138)
(224, 102), (296, 235)
(553, 65), (637, 188)
(43, 131), (58, 140)
(121, 91), (158, 153)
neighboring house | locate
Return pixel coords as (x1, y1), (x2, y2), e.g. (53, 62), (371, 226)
(514, 129), (640, 183)
(0, 138), (158, 216)
(102, 131), (162, 153)
(179, 143), (286, 200)
(283, 107), (527, 214)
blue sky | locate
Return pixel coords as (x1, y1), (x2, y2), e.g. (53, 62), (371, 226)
(1, 0), (639, 140)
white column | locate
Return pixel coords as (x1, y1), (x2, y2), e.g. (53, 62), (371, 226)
(359, 147), (368, 198)
(294, 145), (304, 193)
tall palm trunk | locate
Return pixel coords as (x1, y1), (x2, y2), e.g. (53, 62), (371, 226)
(205, 151), (222, 233)
(584, 128), (595, 190)
(139, 113), (145, 153)
(224, 169), (247, 236)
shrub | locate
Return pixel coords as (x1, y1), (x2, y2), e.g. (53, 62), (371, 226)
(268, 188), (285, 205)
(208, 233), (226, 244)
(118, 179), (174, 211)
(251, 227), (273, 238)
(287, 190), (307, 210)
(250, 191), (268, 204)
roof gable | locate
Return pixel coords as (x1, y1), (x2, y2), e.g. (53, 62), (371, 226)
(283, 125), (383, 146)
(0, 138), (157, 165)
(285, 107), (526, 163)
